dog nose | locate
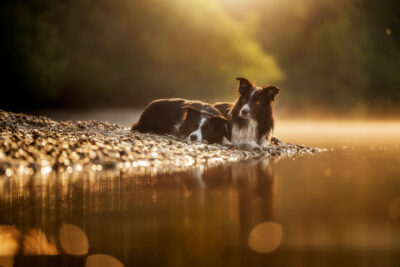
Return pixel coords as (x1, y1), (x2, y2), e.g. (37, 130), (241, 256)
(190, 135), (198, 141)
(241, 108), (249, 116)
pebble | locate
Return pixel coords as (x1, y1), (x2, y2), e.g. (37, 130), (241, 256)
(0, 110), (324, 176)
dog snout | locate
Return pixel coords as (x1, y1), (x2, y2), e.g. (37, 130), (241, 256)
(189, 134), (198, 141)
(241, 108), (250, 116)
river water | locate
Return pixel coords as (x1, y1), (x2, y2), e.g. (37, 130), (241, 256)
(1, 111), (400, 266)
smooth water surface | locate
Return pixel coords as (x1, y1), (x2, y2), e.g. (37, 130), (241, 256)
(1, 120), (400, 267)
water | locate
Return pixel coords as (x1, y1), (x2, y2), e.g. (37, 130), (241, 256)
(1, 117), (400, 266)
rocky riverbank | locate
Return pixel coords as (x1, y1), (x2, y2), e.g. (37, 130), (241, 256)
(0, 110), (323, 177)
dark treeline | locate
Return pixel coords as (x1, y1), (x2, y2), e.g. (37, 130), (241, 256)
(0, 0), (281, 110)
(1, 0), (399, 116)
(253, 0), (400, 116)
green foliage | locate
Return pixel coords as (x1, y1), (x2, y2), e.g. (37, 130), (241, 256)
(285, 2), (370, 112)
(2, 0), (400, 116)
(251, 0), (400, 115)
(14, 2), (68, 99)
(1, 0), (282, 109)
(0, 0), (67, 105)
(363, 0), (400, 112)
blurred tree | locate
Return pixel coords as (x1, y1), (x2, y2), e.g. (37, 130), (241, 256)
(219, 0), (400, 116)
(363, 0), (400, 114)
(1, 0), (282, 110)
(2, 0), (399, 115)
(254, 0), (399, 116)
(1, 0), (67, 109)
(277, 1), (370, 114)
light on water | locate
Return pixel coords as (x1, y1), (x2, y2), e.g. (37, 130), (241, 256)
(40, 165), (52, 175)
(323, 168), (332, 177)
(248, 222), (283, 253)
(389, 198), (400, 219)
(59, 224), (89, 255)
(0, 226), (20, 256)
(275, 120), (400, 146)
(23, 229), (58, 255)
(1, 119), (400, 266)
(86, 254), (124, 267)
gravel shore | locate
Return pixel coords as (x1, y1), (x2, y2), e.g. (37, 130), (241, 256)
(0, 110), (323, 177)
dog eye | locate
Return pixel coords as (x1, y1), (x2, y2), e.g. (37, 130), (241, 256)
(255, 101), (261, 105)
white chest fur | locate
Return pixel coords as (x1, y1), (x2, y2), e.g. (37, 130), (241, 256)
(231, 119), (258, 142)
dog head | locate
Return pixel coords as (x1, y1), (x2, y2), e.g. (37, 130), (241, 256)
(233, 77), (280, 121)
(180, 106), (230, 144)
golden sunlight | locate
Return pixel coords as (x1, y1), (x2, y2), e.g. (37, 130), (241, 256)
(59, 223), (89, 255)
(275, 120), (400, 146)
(23, 228), (58, 255)
(0, 225), (20, 256)
(389, 198), (400, 219)
(86, 254), (124, 267)
(248, 222), (283, 253)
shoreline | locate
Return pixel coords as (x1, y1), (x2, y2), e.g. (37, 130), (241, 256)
(0, 110), (321, 177)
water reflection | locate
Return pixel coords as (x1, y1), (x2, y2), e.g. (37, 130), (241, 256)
(0, 159), (275, 266)
(0, 225), (20, 256)
(59, 224), (89, 255)
(389, 198), (400, 219)
(86, 254), (124, 267)
(248, 222), (283, 253)
(0, 257), (14, 267)
(23, 228), (58, 255)
(1, 146), (400, 266)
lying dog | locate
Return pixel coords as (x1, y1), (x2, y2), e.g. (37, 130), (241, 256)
(132, 98), (230, 145)
(213, 77), (280, 150)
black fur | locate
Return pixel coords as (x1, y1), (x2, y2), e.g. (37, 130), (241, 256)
(214, 77), (280, 144)
(132, 98), (229, 144)
(212, 102), (232, 119)
(131, 99), (186, 135)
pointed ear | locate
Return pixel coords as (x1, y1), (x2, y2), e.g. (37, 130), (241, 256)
(262, 85), (280, 101)
(236, 77), (253, 95)
(183, 106), (201, 119)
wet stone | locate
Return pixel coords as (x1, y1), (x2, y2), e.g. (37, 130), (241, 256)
(0, 110), (324, 176)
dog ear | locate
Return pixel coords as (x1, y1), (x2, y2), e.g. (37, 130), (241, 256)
(236, 77), (253, 95)
(183, 106), (201, 119)
(209, 115), (229, 125)
(209, 116), (230, 136)
(262, 85), (280, 101)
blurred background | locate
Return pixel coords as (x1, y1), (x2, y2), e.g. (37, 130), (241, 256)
(1, 0), (399, 118)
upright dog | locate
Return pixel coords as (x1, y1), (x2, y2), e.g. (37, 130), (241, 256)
(132, 98), (230, 145)
(213, 77), (280, 149)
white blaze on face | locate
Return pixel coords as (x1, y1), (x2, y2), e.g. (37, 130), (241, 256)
(234, 89), (261, 144)
(187, 117), (207, 142)
(239, 90), (255, 119)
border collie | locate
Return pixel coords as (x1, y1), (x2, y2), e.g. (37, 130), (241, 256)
(132, 98), (230, 145)
(213, 77), (280, 150)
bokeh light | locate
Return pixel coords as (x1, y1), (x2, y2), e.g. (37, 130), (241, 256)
(59, 223), (89, 255)
(0, 225), (20, 267)
(86, 254), (124, 267)
(248, 222), (283, 253)
(0, 225), (20, 256)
